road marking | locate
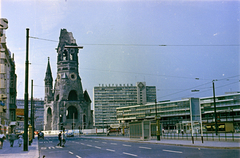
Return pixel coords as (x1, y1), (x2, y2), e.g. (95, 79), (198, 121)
(102, 142), (107, 144)
(163, 149), (182, 154)
(139, 146), (151, 149)
(76, 155), (82, 158)
(39, 142), (43, 143)
(56, 146), (63, 148)
(123, 144), (131, 147)
(95, 146), (101, 149)
(87, 144), (92, 147)
(69, 151), (74, 154)
(111, 143), (117, 145)
(81, 143), (85, 145)
(52, 147), (55, 149)
(41, 147), (47, 150)
(123, 152), (138, 157)
(48, 147), (51, 149)
(106, 149), (115, 152)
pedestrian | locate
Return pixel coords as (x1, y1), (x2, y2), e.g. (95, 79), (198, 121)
(58, 131), (62, 146)
(0, 133), (5, 149)
(9, 133), (16, 147)
(18, 135), (23, 147)
(181, 129), (184, 135)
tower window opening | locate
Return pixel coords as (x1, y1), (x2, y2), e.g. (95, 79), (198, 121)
(63, 50), (68, 61)
(68, 90), (78, 101)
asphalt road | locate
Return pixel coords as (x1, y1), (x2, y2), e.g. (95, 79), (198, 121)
(39, 136), (240, 158)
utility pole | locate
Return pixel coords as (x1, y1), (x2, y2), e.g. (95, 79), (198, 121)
(155, 99), (160, 141)
(24, 28), (29, 151)
(212, 80), (218, 135)
(31, 80), (34, 140)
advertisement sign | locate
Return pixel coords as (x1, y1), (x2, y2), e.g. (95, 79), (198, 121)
(16, 109), (24, 116)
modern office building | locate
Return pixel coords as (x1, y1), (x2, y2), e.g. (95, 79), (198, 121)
(93, 82), (156, 128)
(116, 92), (240, 133)
(0, 18), (17, 134)
(15, 99), (44, 132)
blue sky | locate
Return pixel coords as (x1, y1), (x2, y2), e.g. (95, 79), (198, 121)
(1, 0), (239, 105)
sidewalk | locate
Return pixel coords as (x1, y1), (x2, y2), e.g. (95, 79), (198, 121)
(0, 138), (39, 158)
(84, 135), (240, 149)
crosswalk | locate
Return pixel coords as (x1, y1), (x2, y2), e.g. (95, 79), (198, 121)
(41, 146), (63, 150)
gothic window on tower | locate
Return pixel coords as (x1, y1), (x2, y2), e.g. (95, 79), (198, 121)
(56, 94), (59, 101)
(68, 90), (78, 100)
(63, 50), (68, 60)
(58, 54), (61, 62)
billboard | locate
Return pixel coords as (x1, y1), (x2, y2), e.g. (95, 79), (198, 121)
(190, 98), (201, 121)
(16, 109), (24, 116)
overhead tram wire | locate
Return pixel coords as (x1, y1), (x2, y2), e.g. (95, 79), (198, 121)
(157, 81), (213, 101)
(29, 36), (240, 47)
(80, 67), (204, 80)
(158, 79), (240, 101)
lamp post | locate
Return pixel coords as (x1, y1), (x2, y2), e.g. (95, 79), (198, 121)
(155, 99), (160, 141)
(212, 80), (218, 135)
(231, 108), (234, 123)
(24, 28), (29, 151)
(60, 115), (63, 130)
(122, 110), (124, 136)
(31, 80), (34, 140)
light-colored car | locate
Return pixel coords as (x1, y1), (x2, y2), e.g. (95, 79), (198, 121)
(66, 132), (74, 137)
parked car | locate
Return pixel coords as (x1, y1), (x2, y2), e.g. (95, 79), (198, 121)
(66, 132), (74, 137)
(38, 132), (44, 139)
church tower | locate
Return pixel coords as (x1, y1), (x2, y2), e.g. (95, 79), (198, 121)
(44, 29), (92, 131)
(44, 57), (53, 103)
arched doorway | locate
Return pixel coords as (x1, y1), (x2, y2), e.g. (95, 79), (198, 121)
(46, 107), (52, 130)
(66, 106), (78, 119)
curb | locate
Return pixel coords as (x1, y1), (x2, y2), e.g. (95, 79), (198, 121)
(82, 136), (240, 150)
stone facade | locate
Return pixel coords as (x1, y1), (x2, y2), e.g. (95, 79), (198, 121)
(0, 18), (17, 134)
(44, 29), (92, 131)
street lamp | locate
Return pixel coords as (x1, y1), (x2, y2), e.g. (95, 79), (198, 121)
(212, 80), (218, 135)
(231, 108), (234, 123)
(24, 28), (29, 151)
(155, 99), (160, 141)
(60, 115), (63, 130)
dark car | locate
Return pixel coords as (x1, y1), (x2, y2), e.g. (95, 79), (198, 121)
(38, 132), (44, 139)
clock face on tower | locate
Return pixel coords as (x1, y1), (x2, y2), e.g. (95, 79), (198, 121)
(138, 82), (144, 90)
(70, 73), (77, 81)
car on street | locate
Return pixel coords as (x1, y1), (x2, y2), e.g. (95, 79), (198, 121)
(66, 132), (74, 137)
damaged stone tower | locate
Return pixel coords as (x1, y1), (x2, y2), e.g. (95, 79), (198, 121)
(44, 29), (92, 130)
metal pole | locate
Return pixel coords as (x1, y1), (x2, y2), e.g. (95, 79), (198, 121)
(24, 28), (29, 151)
(31, 80), (34, 140)
(155, 99), (160, 141)
(72, 113), (74, 130)
(212, 81), (218, 135)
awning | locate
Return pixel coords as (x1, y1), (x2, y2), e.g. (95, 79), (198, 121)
(9, 121), (17, 126)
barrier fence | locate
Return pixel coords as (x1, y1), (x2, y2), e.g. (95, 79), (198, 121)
(161, 132), (240, 141)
